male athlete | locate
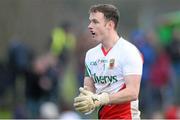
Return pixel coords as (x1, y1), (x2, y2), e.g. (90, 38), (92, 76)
(74, 4), (143, 119)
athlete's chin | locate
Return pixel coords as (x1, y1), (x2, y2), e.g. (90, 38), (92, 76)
(92, 35), (96, 38)
(92, 36), (97, 40)
(91, 36), (97, 40)
(90, 35), (100, 42)
(91, 37), (100, 42)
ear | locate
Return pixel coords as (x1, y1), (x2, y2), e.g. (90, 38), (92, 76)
(107, 20), (115, 30)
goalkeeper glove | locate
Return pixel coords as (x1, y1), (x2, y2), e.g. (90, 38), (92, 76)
(74, 95), (95, 114)
(74, 87), (109, 114)
(79, 87), (110, 106)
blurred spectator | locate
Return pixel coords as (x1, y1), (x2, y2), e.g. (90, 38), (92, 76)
(47, 22), (79, 118)
(7, 40), (34, 118)
(149, 47), (172, 114)
(50, 22), (76, 67)
(49, 22), (78, 101)
(8, 40), (34, 93)
(8, 40), (33, 75)
(130, 29), (156, 118)
(24, 54), (59, 118)
(166, 27), (180, 104)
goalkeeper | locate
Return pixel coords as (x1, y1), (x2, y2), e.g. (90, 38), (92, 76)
(74, 4), (143, 119)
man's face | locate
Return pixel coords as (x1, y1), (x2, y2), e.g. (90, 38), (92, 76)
(88, 11), (109, 42)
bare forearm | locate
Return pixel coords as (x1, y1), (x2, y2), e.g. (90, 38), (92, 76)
(109, 87), (139, 104)
(108, 75), (141, 104)
(84, 77), (96, 93)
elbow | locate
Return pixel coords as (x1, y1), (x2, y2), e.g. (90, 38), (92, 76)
(131, 94), (138, 101)
(130, 91), (139, 101)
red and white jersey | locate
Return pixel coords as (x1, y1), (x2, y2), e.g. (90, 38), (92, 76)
(85, 37), (143, 119)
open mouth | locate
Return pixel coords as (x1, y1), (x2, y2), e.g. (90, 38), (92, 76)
(90, 31), (96, 37)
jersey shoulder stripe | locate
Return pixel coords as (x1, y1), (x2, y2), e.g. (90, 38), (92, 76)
(85, 63), (91, 77)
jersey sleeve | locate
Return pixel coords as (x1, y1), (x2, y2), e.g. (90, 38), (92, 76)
(122, 47), (143, 75)
(85, 64), (91, 77)
(84, 52), (92, 77)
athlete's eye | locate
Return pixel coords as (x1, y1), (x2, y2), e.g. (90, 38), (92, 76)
(92, 19), (99, 24)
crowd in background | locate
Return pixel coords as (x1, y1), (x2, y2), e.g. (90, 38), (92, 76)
(0, 14), (180, 119)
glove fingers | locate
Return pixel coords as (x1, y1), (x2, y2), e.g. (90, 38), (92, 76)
(74, 100), (88, 108)
(74, 90), (96, 114)
(79, 87), (91, 96)
(74, 100), (92, 113)
(74, 96), (87, 102)
(75, 105), (90, 113)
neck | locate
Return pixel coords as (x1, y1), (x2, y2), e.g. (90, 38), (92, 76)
(102, 31), (120, 51)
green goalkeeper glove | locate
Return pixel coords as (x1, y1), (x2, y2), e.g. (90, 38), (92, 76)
(74, 87), (110, 114)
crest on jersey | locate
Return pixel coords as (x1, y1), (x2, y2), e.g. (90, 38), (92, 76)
(109, 58), (115, 69)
